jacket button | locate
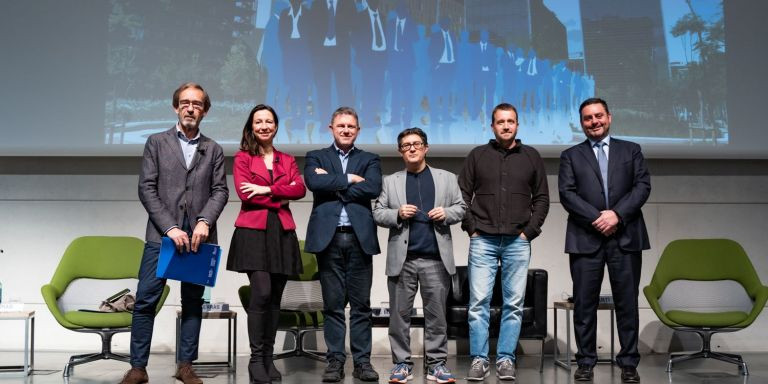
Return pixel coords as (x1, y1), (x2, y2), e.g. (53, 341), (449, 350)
(404, 240), (407, 244)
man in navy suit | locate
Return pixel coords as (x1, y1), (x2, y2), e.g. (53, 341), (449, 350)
(558, 98), (650, 383)
(304, 106), (382, 382)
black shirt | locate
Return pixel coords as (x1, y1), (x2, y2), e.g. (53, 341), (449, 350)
(406, 167), (440, 256)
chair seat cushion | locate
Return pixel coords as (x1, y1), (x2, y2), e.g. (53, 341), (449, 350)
(665, 310), (748, 327)
(63, 310), (133, 328)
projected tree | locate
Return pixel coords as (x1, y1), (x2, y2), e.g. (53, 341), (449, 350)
(670, 0), (726, 144)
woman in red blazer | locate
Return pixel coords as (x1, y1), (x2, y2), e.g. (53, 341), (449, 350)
(227, 104), (306, 384)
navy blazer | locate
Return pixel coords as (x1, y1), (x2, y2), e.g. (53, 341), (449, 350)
(304, 145), (382, 255)
(558, 137), (651, 254)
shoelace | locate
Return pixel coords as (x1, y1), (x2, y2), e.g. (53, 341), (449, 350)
(391, 363), (409, 375)
(471, 359), (486, 370)
(498, 360), (513, 370)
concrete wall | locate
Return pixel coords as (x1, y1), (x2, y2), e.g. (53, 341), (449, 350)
(1, 156), (767, 358)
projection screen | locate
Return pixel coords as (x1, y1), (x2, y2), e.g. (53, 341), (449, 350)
(0, 0), (765, 158)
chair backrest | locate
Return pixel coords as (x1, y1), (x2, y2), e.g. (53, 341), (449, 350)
(650, 239), (763, 297)
(49, 236), (145, 294)
(649, 239), (763, 315)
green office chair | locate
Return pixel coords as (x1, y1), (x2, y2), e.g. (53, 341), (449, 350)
(41, 236), (170, 376)
(643, 239), (768, 375)
(238, 240), (325, 361)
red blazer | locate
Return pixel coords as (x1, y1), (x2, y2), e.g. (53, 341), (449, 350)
(233, 149), (306, 230)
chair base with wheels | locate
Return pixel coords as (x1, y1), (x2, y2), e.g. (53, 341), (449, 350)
(274, 311), (325, 362)
(64, 327), (131, 376)
(666, 327), (748, 375)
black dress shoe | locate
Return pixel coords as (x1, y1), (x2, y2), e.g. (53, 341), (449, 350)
(621, 366), (640, 383)
(574, 365), (594, 381)
(322, 359), (345, 382)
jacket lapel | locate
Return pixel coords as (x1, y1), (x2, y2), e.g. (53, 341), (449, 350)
(395, 171), (407, 206)
(250, 153), (272, 184)
(325, 145), (343, 175)
(271, 151), (286, 184)
(345, 147), (361, 175)
(433, 168), (445, 206)
(188, 137), (206, 171)
(576, 140), (603, 188)
(164, 127), (188, 170)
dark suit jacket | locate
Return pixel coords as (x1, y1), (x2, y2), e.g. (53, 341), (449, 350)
(558, 137), (651, 254)
(304, 145), (382, 255)
(138, 127), (229, 244)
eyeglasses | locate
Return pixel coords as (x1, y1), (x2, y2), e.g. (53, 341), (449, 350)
(178, 100), (205, 110)
(399, 141), (425, 151)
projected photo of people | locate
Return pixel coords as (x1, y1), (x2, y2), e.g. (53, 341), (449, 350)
(104, 0), (727, 147)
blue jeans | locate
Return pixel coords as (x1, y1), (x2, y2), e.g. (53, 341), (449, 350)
(130, 241), (205, 367)
(468, 234), (530, 362)
(318, 232), (373, 364)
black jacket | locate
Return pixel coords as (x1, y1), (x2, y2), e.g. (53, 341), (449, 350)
(458, 139), (550, 240)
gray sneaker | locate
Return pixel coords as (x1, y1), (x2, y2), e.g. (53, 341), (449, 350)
(496, 359), (516, 381)
(467, 357), (490, 381)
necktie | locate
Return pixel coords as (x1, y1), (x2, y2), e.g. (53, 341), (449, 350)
(372, 11), (384, 50)
(444, 31), (454, 63)
(327, 0), (336, 40)
(595, 141), (609, 208)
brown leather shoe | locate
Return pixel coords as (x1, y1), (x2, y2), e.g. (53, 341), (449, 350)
(119, 367), (148, 384)
(174, 362), (203, 384)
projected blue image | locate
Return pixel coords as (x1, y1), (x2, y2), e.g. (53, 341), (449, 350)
(104, 0), (726, 147)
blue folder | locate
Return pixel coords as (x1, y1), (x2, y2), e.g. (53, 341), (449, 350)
(157, 237), (221, 287)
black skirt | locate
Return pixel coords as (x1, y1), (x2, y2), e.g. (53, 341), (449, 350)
(226, 210), (303, 275)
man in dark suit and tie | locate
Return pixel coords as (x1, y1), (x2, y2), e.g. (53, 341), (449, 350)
(304, 106), (382, 382)
(558, 98), (650, 383)
(121, 83), (229, 384)
(306, 0), (356, 121)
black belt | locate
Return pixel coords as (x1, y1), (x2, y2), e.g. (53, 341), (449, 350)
(336, 226), (354, 233)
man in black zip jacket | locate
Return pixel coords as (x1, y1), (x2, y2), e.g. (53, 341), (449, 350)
(458, 102), (549, 381)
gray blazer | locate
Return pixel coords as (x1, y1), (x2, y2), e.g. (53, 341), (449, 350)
(138, 127), (229, 244)
(373, 166), (466, 276)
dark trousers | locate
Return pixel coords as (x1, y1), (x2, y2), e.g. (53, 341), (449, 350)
(570, 238), (642, 368)
(318, 232), (373, 364)
(130, 241), (205, 367)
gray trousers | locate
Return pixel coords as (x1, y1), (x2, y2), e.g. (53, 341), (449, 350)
(387, 256), (451, 368)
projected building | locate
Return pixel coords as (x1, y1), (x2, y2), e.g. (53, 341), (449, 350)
(580, 0), (669, 112)
(464, 0), (566, 61)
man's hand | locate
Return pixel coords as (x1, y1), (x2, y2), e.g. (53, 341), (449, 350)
(399, 204), (419, 220)
(191, 221), (209, 252)
(167, 227), (190, 253)
(592, 210), (619, 236)
(427, 206), (446, 222)
(240, 182), (271, 198)
(314, 167), (328, 174)
(348, 174), (365, 184)
(519, 232), (528, 241)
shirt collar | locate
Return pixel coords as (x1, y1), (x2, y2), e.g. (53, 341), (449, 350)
(489, 139), (521, 153)
(588, 135), (611, 147)
(175, 124), (201, 143)
(333, 143), (355, 156)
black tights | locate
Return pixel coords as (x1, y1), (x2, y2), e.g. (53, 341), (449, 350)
(247, 271), (287, 313)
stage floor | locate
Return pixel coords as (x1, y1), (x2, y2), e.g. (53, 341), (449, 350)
(0, 351), (764, 383)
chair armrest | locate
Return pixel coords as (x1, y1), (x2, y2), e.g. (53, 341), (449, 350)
(643, 284), (680, 328)
(41, 284), (80, 329)
(738, 284), (768, 327)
